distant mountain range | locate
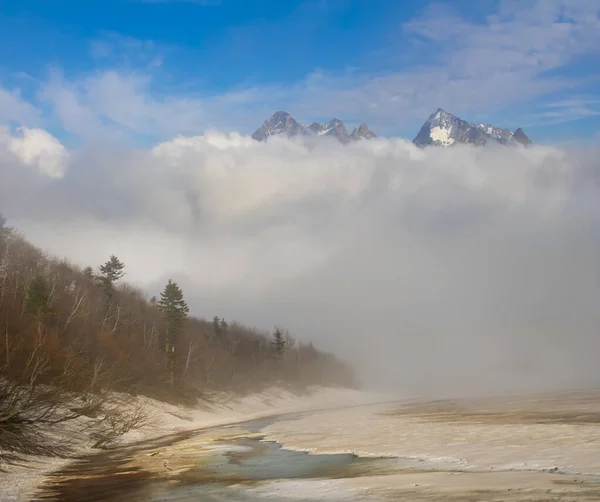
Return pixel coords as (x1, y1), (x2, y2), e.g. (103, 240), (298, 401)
(251, 111), (376, 143)
(413, 108), (532, 147)
(251, 109), (531, 147)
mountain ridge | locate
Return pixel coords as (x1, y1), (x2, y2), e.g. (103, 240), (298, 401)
(252, 111), (376, 143)
(413, 108), (531, 147)
(251, 109), (531, 147)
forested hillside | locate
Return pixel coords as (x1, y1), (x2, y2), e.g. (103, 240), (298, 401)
(0, 213), (356, 460)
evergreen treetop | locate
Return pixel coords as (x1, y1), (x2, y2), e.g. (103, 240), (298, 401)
(99, 255), (125, 286)
(25, 275), (53, 316)
(157, 280), (189, 322)
(271, 328), (286, 359)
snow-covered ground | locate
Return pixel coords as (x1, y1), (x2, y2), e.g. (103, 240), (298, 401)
(264, 396), (600, 473)
(1, 386), (386, 501)
(119, 386), (386, 444)
(260, 390), (600, 500)
(8, 389), (600, 501)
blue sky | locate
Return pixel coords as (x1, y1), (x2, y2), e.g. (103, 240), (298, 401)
(0, 0), (599, 144)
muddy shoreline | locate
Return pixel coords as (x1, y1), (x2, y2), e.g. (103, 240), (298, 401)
(33, 393), (600, 501)
(33, 412), (393, 501)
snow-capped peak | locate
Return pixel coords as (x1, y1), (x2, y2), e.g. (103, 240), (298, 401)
(414, 109), (531, 148)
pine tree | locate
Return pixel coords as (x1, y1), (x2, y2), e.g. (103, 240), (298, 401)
(271, 328), (286, 360)
(25, 275), (52, 316)
(99, 255), (125, 286)
(82, 266), (94, 278)
(157, 280), (189, 386)
(212, 316), (224, 345)
(98, 255), (125, 311)
(219, 318), (228, 338)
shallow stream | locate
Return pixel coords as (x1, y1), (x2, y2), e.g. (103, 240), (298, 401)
(34, 414), (401, 501)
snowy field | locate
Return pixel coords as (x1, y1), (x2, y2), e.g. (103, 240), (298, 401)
(260, 390), (600, 500)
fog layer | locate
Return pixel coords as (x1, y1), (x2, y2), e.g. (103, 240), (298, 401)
(1, 128), (599, 397)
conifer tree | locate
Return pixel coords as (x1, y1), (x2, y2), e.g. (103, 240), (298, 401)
(271, 328), (286, 360)
(157, 280), (189, 386)
(25, 275), (53, 316)
(212, 316), (225, 345)
(99, 255), (125, 287)
(98, 255), (125, 311)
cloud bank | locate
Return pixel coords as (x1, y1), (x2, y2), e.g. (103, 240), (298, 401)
(1, 129), (599, 397)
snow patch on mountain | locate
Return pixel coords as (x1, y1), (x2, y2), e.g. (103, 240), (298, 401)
(430, 126), (455, 147)
(414, 109), (531, 148)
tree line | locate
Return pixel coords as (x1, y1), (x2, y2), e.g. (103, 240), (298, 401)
(0, 213), (356, 460)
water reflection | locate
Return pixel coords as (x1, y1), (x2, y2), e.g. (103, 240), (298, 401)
(35, 415), (398, 502)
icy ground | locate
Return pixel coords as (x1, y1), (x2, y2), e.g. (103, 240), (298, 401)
(260, 390), (600, 500)
(8, 389), (600, 501)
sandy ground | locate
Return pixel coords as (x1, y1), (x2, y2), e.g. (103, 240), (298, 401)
(260, 389), (600, 500)
(1, 386), (382, 502)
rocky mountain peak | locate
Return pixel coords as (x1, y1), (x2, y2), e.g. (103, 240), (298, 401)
(432, 108), (453, 120)
(251, 111), (305, 141)
(513, 127), (532, 146)
(351, 123), (376, 140)
(252, 112), (376, 144)
(414, 109), (532, 148)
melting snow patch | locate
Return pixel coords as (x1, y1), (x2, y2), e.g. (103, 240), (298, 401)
(429, 126), (454, 146)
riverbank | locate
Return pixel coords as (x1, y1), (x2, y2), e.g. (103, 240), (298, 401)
(2, 386), (385, 501)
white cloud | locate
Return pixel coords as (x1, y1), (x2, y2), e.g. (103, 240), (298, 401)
(534, 97), (600, 123)
(40, 70), (207, 140)
(39, 71), (113, 141)
(308, 0), (600, 127)
(89, 32), (164, 70)
(31, 0), (599, 141)
(2, 132), (599, 395)
(0, 85), (42, 126)
(0, 126), (68, 178)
